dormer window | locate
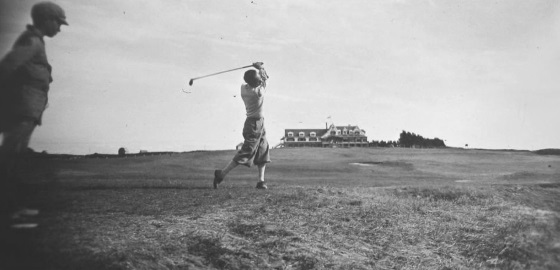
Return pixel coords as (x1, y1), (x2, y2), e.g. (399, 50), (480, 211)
(310, 132), (316, 137)
(343, 130), (347, 135)
(348, 131), (353, 135)
(288, 132), (294, 137)
(299, 132), (305, 137)
(331, 131), (336, 135)
(336, 130), (341, 135)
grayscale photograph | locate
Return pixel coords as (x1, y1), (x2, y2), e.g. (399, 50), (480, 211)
(1, 0), (559, 269)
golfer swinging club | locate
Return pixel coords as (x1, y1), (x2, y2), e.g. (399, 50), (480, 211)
(213, 62), (270, 189)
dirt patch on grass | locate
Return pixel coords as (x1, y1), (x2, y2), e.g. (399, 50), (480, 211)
(228, 222), (295, 239)
(500, 171), (552, 181)
(455, 179), (474, 183)
(350, 161), (414, 170)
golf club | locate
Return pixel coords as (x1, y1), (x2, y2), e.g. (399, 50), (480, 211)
(189, 64), (255, 86)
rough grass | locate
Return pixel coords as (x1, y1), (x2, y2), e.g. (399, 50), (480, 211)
(1, 148), (559, 269)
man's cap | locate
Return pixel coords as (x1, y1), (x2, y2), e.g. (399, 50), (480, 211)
(31, 2), (69, 26)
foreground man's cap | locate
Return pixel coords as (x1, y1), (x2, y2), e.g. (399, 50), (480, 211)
(32, 1), (69, 26)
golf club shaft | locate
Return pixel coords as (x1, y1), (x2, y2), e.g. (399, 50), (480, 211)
(191, 65), (253, 81)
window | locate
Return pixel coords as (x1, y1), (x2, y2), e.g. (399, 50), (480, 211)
(298, 138), (306, 142)
(310, 132), (316, 137)
(348, 131), (353, 135)
(299, 132), (305, 137)
(336, 130), (341, 135)
(331, 131), (336, 135)
(288, 132), (294, 137)
(343, 130), (347, 135)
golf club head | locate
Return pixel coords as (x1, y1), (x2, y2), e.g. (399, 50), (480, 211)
(189, 79), (194, 86)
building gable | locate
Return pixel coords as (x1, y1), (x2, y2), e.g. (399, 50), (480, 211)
(283, 123), (368, 148)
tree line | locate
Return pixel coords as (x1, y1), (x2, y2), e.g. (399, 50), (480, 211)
(370, 130), (446, 148)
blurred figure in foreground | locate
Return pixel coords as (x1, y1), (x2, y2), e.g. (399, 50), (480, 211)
(0, 1), (68, 229)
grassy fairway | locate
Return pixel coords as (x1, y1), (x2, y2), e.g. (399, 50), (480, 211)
(2, 148), (559, 269)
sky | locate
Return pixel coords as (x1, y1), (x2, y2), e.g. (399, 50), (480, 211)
(0, 0), (559, 154)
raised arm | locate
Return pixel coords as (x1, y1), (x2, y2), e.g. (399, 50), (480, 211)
(252, 62), (269, 87)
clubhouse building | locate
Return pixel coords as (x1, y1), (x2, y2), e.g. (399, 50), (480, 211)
(283, 124), (368, 148)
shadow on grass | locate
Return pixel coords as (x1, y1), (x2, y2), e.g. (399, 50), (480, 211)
(0, 228), (124, 270)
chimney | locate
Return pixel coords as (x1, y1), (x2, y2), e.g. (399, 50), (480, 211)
(325, 122), (327, 129)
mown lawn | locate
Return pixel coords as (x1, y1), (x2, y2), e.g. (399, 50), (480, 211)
(1, 148), (559, 269)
